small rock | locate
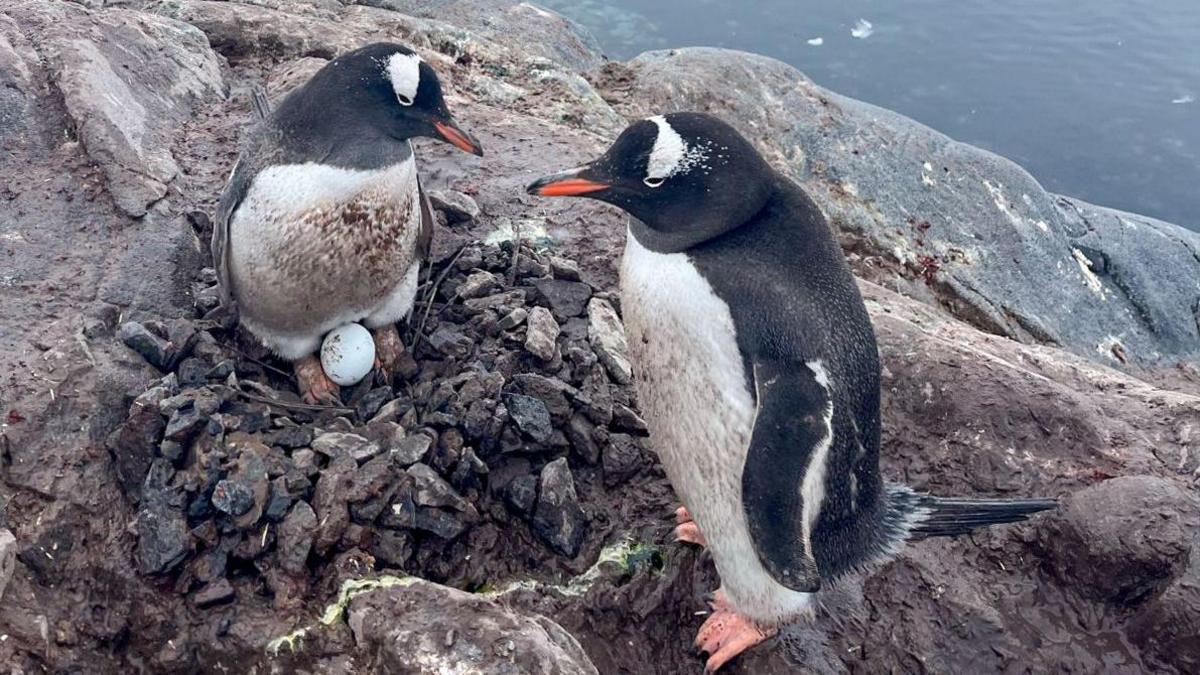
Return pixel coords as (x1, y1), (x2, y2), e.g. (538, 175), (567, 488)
(192, 578), (235, 608)
(511, 374), (575, 422)
(312, 432), (381, 463)
(312, 457), (355, 556)
(176, 358), (208, 388)
(457, 270), (502, 299)
(0, 528), (16, 603)
(464, 289), (526, 315)
(278, 501), (317, 575)
(549, 256), (582, 281)
(369, 397), (412, 425)
(408, 463), (472, 512)
(369, 529), (414, 568)
(611, 404), (648, 435)
(268, 425), (313, 450)
(164, 404), (207, 442)
(497, 307), (528, 331)
(355, 388), (393, 421)
(429, 189), (480, 224)
(504, 394), (553, 443)
(531, 458), (587, 557)
(603, 435), (643, 487)
(211, 479), (255, 517)
(504, 475), (538, 516)
(392, 432), (433, 466)
(531, 279), (592, 320)
(347, 456), (401, 505)
(587, 298), (632, 385)
(108, 389), (168, 499)
(428, 325), (475, 358)
(524, 306), (560, 361)
(137, 504), (190, 576)
(414, 508), (468, 540)
(264, 478), (294, 522)
(119, 321), (172, 369)
(578, 364), (614, 425)
(565, 415), (601, 464)
(292, 448), (319, 476)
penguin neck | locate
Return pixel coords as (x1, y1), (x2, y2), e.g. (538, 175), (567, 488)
(627, 179), (781, 254)
(274, 91), (412, 171)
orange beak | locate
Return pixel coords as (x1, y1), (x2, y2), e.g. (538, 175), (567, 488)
(526, 170), (610, 197)
(434, 120), (483, 156)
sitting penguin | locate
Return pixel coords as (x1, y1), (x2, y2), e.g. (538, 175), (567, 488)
(213, 43), (482, 403)
(528, 112), (1055, 672)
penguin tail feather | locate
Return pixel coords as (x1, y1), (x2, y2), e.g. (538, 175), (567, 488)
(905, 494), (1057, 540)
(251, 85), (271, 120)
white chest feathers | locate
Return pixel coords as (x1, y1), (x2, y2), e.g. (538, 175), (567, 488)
(236, 153), (417, 224)
(619, 231), (816, 624)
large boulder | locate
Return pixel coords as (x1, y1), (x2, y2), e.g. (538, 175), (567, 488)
(15, 1), (223, 217)
(350, 0), (604, 71)
(347, 579), (598, 674)
(608, 47), (1200, 367)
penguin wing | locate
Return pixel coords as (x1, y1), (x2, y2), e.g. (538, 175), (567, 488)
(415, 175), (434, 263)
(742, 356), (833, 593)
(211, 156), (255, 313)
(212, 92), (274, 314)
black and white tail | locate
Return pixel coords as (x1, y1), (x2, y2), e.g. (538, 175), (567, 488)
(887, 484), (1056, 541)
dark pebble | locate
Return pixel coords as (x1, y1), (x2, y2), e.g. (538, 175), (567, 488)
(211, 479), (256, 517)
(503, 393), (553, 443)
(192, 578), (235, 608)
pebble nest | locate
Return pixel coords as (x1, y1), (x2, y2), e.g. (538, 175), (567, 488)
(107, 239), (653, 609)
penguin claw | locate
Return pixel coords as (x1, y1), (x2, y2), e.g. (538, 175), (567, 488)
(674, 521), (708, 547)
(674, 505), (692, 524)
(695, 590), (775, 673)
(295, 355), (341, 405)
(673, 506), (707, 547)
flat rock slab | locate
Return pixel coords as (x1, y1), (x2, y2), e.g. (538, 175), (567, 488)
(18, 2), (223, 217)
(348, 579), (598, 675)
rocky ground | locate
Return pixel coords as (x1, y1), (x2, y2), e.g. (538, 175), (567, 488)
(1, 1), (1198, 674)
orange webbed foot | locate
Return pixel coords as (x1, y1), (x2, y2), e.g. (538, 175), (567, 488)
(295, 355), (340, 405)
(695, 590), (776, 673)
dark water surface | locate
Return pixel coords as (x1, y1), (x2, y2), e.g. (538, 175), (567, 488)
(541, 0), (1200, 230)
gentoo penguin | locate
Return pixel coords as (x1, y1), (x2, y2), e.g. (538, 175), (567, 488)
(213, 43), (482, 403)
(528, 113), (1055, 672)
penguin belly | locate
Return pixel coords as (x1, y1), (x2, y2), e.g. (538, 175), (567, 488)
(229, 156), (422, 359)
(619, 232), (814, 625)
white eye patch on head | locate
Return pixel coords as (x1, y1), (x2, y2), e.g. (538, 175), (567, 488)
(386, 52), (422, 106)
(645, 115), (709, 182)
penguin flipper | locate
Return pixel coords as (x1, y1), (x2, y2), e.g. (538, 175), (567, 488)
(742, 357), (833, 593)
(212, 156), (254, 314)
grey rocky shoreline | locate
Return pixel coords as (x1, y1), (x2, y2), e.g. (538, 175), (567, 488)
(1, 1), (1198, 673)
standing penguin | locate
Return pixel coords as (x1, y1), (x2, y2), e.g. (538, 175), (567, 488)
(528, 113), (1055, 672)
(213, 43), (482, 403)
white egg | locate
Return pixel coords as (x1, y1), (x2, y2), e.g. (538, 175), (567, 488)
(320, 323), (375, 386)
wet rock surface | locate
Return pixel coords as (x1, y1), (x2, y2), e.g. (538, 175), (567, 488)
(1, 1), (1199, 674)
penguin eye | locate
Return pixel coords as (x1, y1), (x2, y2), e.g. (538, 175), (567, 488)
(643, 176), (665, 188)
(397, 93), (414, 106)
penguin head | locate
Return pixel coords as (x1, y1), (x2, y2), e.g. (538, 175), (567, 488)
(527, 113), (773, 248)
(297, 42), (482, 156)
